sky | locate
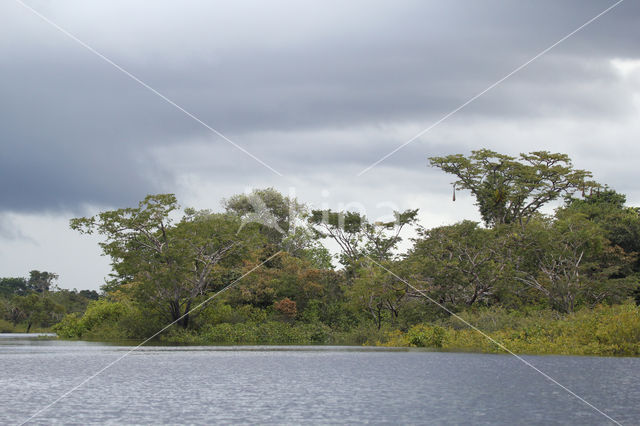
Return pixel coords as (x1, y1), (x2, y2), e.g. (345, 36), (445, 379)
(2, 0), (640, 291)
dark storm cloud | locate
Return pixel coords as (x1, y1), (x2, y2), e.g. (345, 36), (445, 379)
(1, 0), (639, 212)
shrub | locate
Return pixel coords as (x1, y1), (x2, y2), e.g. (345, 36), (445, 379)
(197, 303), (267, 326)
(300, 322), (332, 344)
(334, 323), (389, 346)
(374, 302), (640, 356)
(174, 320), (334, 345)
(54, 300), (151, 340)
(0, 319), (16, 333)
(407, 324), (447, 348)
(52, 313), (85, 338)
(441, 303), (640, 356)
(81, 300), (129, 330)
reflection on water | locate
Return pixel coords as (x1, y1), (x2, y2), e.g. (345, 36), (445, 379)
(1, 334), (639, 425)
(0, 332), (57, 338)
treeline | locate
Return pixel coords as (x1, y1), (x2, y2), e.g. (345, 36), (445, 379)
(51, 150), (640, 353)
(0, 271), (98, 332)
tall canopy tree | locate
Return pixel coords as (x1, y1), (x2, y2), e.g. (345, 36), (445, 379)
(562, 188), (640, 267)
(309, 210), (367, 270)
(12, 293), (64, 332)
(347, 259), (427, 330)
(309, 209), (418, 269)
(512, 214), (634, 313)
(365, 210), (419, 261)
(309, 209), (419, 323)
(405, 221), (512, 309)
(0, 277), (28, 297)
(27, 270), (58, 294)
(224, 188), (330, 266)
(429, 150), (598, 227)
(224, 188), (302, 246)
(70, 194), (255, 328)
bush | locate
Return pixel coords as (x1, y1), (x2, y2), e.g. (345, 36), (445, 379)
(333, 323), (389, 346)
(160, 328), (205, 345)
(0, 319), (16, 333)
(380, 324), (447, 348)
(196, 303), (267, 326)
(160, 320), (335, 346)
(442, 303), (640, 356)
(54, 300), (155, 340)
(300, 322), (332, 344)
(373, 303), (640, 356)
(81, 300), (129, 330)
(444, 306), (561, 332)
(52, 313), (85, 338)
(407, 324), (447, 348)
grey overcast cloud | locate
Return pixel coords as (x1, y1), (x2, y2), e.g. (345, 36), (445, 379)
(1, 0), (640, 291)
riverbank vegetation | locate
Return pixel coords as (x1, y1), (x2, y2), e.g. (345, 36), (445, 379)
(384, 303), (640, 356)
(0, 272), (98, 333)
(12, 150), (640, 355)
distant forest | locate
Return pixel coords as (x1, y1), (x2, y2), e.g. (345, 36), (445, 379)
(0, 271), (98, 333)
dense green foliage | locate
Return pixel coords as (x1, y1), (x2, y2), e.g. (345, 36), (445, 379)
(17, 150), (640, 356)
(0, 271), (98, 332)
(429, 149), (598, 227)
(382, 303), (640, 356)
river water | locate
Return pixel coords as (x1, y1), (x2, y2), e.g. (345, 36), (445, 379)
(1, 334), (639, 425)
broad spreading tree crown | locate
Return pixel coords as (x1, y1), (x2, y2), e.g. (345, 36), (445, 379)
(429, 149), (599, 227)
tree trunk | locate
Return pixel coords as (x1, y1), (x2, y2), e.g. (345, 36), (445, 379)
(467, 290), (478, 306)
(179, 300), (192, 329)
(169, 300), (182, 325)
